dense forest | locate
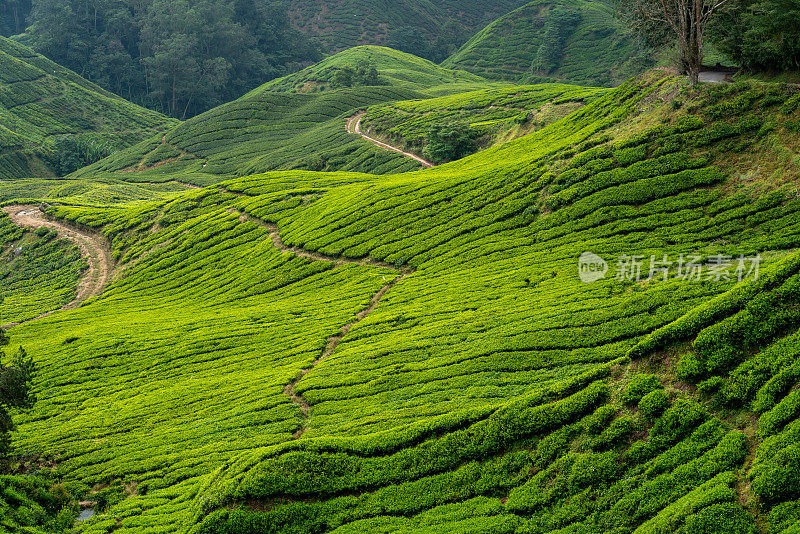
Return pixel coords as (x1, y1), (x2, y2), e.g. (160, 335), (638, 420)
(709, 0), (800, 71)
(0, 0), (322, 118)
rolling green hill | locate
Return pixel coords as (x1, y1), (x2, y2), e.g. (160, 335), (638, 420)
(0, 37), (175, 181)
(5, 72), (800, 533)
(360, 83), (608, 163)
(74, 47), (508, 185)
(255, 46), (498, 95)
(442, 0), (653, 87)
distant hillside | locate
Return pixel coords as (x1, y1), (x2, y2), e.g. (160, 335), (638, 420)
(442, 0), (653, 87)
(278, 0), (531, 58)
(0, 37), (174, 180)
(77, 47), (507, 185)
(259, 46), (494, 95)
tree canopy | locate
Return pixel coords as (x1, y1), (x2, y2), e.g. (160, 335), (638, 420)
(708, 0), (800, 71)
(15, 0), (322, 118)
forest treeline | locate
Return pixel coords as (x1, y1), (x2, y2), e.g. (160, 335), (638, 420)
(1, 0), (322, 118)
(1, 0), (799, 119)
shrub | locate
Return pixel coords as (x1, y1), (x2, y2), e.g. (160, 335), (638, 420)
(639, 389), (670, 419)
(48, 134), (115, 176)
(622, 374), (662, 405)
(751, 444), (800, 503)
(422, 123), (481, 164)
(679, 502), (755, 534)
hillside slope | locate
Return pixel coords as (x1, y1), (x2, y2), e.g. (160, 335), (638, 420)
(442, 0), (653, 87)
(0, 37), (175, 180)
(5, 72), (800, 533)
(75, 47), (507, 185)
(360, 83), (607, 163)
(277, 0), (531, 54)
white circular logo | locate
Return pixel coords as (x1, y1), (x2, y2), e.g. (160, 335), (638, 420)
(578, 252), (608, 283)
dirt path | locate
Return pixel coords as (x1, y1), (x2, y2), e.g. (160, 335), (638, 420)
(2, 205), (114, 327)
(283, 273), (409, 438)
(699, 70), (734, 84)
(347, 112), (435, 169)
(230, 207), (413, 438)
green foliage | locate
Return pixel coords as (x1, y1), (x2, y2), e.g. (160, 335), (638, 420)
(622, 373), (662, 405)
(0, 346), (34, 456)
(0, 472), (78, 533)
(639, 389), (670, 419)
(422, 123), (481, 164)
(48, 134), (115, 176)
(709, 0), (800, 72)
(330, 60), (382, 89)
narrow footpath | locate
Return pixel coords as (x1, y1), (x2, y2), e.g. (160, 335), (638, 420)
(347, 112), (435, 169)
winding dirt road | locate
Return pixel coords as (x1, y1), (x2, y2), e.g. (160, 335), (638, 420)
(2, 205), (113, 327)
(347, 112), (435, 169)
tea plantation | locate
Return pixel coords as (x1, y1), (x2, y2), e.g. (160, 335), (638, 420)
(442, 0), (653, 87)
(0, 37), (175, 181)
(0, 212), (85, 325)
(3, 69), (800, 534)
(360, 83), (607, 162)
(75, 47), (510, 186)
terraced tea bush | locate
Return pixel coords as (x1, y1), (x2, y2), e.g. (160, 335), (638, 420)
(360, 83), (605, 161)
(442, 0), (653, 86)
(4, 70), (800, 534)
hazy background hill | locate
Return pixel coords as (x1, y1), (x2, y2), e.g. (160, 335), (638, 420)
(0, 36), (173, 180)
(442, 0), (653, 86)
(278, 0), (531, 60)
(0, 0), (531, 118)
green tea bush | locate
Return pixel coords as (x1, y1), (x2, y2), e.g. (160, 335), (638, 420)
(622, 373), (662, 405)
(639, 389), (670, 420)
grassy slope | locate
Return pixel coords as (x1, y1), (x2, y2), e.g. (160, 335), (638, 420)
(75, 47), (508, 186)
(4, 72), (800, 533)
(0, 37), (175, 180)
(360, 82), (608, 161)
(279, 0), (530, 52)
(442, 0), (652, 87)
